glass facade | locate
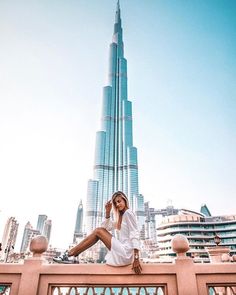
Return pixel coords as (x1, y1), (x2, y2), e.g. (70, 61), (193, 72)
(36, 214), (47, 234)
(85, 2), (144, 233)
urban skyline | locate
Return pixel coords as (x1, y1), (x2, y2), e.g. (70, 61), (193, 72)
(0, 0), (235, 250)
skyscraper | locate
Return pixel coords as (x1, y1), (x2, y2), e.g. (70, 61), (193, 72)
(36, 214), (47, 234)
(0, 217), (19, 262)
(86, 1), (145, 234)
(73, 200), (84, 243)
(42, 219), (52, 243)
(20, 222), (40, 253)
(36, 214), (51, 243)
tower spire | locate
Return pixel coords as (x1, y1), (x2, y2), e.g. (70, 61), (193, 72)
(113, 0), (123, 57)
(115, 0), (121, 29)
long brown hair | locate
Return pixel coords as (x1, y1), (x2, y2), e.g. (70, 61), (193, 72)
(111, 191), (129, 229)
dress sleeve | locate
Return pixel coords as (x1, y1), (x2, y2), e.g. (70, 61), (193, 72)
(101, 217), (116, 231)
(126, 210), (141, 250)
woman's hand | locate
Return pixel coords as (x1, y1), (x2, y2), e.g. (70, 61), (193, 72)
(105, 200), (112, 217)
(132, 258), (142, 274)
(132, 250), (142, 274)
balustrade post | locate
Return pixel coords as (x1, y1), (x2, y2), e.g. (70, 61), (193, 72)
(17, 235), (48, 295)
(206, 246), (230, 263)
(171, 234), (199, 295)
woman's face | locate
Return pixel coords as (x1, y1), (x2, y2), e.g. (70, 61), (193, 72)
(113, 195), (127, 212)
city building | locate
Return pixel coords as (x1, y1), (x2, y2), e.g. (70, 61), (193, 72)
(42, 219), (52, 243)
(0, 217), (19, 262)
(36, 214), (52, 243)
(85, 1), (145, 234)
(20, 222), (40, 254)
(157, 209), (236, 262)
(144, 202), (179, 242)
(200, 204), (212, 217)
(43, 245), (60, 263)
(36, 214), (48, 234)
(73, 200), (84, 243)
(142, 202), (180, 261)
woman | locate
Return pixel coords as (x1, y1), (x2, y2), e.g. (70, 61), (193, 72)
(53, 191), (142, 274)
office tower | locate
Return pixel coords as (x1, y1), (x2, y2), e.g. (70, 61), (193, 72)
(20, 222), (40, 253)
(36, 214), (47, 234)
(73, 200), (84, 243)
(0, 217), (19, 262)
(42, 219), (52, 243)
(86, 1), (145, 234)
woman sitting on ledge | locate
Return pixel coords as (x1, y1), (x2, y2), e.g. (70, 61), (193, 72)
(53, 191), (142, 274)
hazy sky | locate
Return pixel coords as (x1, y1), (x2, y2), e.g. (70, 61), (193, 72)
(0, 0), (235, 250)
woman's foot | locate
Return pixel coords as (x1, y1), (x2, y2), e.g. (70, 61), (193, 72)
(53, 251), (79, 264)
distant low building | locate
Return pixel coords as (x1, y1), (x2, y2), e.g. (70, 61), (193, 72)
(43, 246), (60, 263)
(144, 202), (179, 241)
(157, 209), (236, 262)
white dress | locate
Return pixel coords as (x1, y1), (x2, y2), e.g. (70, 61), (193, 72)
(101, 209), (140, 266)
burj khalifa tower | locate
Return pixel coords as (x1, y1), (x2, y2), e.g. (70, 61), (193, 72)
(86, 1), (145, 235)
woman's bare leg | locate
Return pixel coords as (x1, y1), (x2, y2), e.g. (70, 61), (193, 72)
(68, 227), (112, 256)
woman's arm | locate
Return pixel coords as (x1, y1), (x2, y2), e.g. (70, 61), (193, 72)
(101, 200), (114, 231)
(105, 200), (112, 218)
(125, 210), (142, 274)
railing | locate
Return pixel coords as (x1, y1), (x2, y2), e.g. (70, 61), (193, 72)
(51, 286), (166, 295)
(0, 234), (236, 295)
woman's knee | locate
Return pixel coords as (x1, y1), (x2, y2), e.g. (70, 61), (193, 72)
(94, 227), (107, 236)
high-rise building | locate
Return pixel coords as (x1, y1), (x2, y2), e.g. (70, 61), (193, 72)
(42, 219), (52, 243)
(20, 222), (40, 253)
(73, 200), (84, 243)
(36, 214), (51, 243)
(0, 217), (19, 262)
(86, 1), (145, 234)
(36, 214), (47, 234)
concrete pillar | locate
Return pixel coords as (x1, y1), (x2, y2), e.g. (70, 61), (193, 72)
(206, 246), (230, 263)
(17, 235), (48, 295)
(171, 234), (198, 295)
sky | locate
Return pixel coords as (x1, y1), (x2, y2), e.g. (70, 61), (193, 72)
(0, 0), (235, 250)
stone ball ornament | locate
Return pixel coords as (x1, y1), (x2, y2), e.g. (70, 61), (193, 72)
(30, 235), (48, 257)
(171, 234), (190, 256)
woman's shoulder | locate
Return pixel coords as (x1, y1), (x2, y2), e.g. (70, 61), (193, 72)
(124, 208), (136, 218)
